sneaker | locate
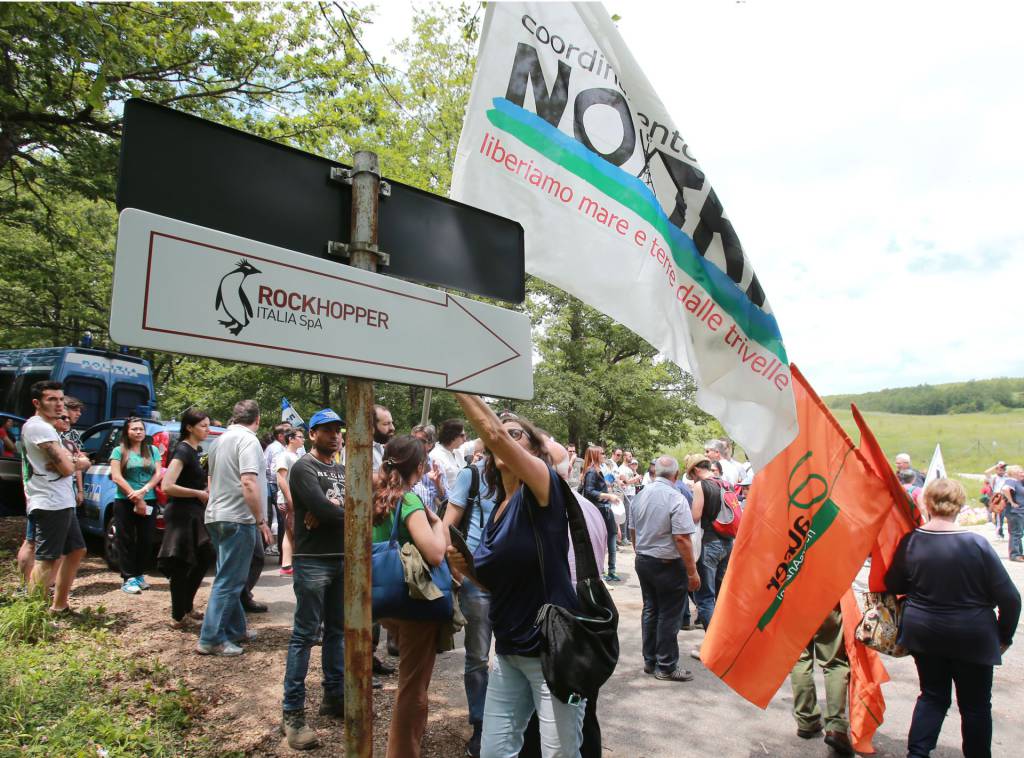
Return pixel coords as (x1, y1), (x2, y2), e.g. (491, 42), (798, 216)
(690, 647), (702, 661)
(134, 576), (151, 590)
(607, 572), (622, 582)
(195, 640), (244, 656)
(265, 544), (280, 557)
(654, 667), (693, 682)
(279, 565), (294, 576)
(233, 629), (258, 643)
(121, 578), (142, 595)
(281, 709), (320, 750)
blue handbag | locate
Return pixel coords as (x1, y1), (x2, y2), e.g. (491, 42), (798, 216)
(371, 494), (454, 621)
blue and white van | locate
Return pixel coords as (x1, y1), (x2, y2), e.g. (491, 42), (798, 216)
(0, 346), (154, 429)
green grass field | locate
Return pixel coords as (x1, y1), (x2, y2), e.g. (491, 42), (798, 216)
(829, 407), (1024, 476)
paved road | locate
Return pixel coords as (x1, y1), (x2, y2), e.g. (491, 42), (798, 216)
(256, 525), (1023, 757)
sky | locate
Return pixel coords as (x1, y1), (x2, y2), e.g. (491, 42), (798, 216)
(361, 0), (1024, 395)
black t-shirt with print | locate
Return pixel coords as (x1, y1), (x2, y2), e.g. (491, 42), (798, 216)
(171, 441), (207, 500)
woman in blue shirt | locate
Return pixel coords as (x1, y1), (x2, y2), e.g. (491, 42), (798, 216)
(454, 393), (584, 758)
(884, 478), (1020, 758)
(109, 417), (162, 595)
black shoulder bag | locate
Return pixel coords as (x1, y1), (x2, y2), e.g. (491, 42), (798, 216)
(526, 476), (619, 705)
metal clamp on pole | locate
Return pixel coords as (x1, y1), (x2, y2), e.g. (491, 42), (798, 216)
(327, 163), (391, 266)
(330, 166), (392, 197)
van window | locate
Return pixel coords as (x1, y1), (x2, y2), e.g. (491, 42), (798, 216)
(111, 383), (150, 419)
(13, 371), (52, 418)
(62, 377), (105, 428)
(0, 371), (15, 412)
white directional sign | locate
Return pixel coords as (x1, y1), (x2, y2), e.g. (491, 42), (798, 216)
(110, 209), (534, 399)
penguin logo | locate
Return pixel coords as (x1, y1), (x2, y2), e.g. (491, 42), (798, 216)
(215, 258), (261, 335)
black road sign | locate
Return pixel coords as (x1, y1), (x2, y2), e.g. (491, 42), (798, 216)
(116, 99), (525, 303)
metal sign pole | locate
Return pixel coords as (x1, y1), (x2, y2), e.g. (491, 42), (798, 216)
(419, 388), (432, 428)
(341, 150), (382, 757)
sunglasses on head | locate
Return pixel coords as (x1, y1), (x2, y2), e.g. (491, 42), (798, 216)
(695, 461), (713, 470)
(498, 411), (519, 421)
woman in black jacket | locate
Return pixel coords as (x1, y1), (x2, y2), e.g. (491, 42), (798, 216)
(884, 478), (1020, 758)
(581, 446), (622, 582)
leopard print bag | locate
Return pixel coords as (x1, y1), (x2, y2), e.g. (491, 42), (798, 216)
(855, 592), (909, 657)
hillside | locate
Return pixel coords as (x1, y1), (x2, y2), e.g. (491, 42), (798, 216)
(829, 407), (1024, 475)
(824, 377), (1024, 415)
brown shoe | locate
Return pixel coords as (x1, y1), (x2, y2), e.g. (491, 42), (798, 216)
(824, 730), (854, 756)
(796, 722), (822, 739)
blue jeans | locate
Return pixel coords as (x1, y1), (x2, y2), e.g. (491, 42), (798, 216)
(283, 555), (345, 712)
(199, 521), (255, 647)
(635, 555), (687, 673)
(1007, 511), (1024, 560)
(462, 580), (492, 725)
(481, 653), (585, 758)
(694, 539), (729, 628)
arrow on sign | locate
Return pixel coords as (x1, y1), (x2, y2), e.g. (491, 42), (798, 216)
(390, 292), (521, 386)
(111, 210), (534, 399)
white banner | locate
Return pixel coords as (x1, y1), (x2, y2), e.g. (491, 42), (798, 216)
(451, 2), (796, 466)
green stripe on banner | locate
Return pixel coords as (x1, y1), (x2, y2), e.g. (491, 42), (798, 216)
(485, 106), (788, 364)
(756, 499), (841, 630)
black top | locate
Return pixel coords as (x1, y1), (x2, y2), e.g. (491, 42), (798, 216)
(170, 442), (206, 504)
(884, 529), (1021, 666)
(582, 469), (608, 509)
(474, 467), (578, 656)
(698, 479), (724, 543)
(289, 453), (345, 557)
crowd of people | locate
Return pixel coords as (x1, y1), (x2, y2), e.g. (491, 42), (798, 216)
(12, 378), (1023, 758)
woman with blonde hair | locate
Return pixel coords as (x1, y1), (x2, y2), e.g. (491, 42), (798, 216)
(372, 435), (448, 758)
(885, 478), (1021, 758)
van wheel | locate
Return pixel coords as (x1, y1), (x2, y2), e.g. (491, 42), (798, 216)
(104, 513), (120, 572)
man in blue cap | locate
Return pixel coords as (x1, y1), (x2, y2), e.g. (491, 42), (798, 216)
(280, 408), (346, 750)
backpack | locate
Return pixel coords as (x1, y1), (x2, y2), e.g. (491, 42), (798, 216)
(457, 463), (485, 535)
(711, 480), (743, 538)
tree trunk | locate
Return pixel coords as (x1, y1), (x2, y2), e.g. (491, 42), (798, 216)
(320, 373), (330, 408)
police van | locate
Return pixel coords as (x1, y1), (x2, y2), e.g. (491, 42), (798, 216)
(0, 346), (154, 428)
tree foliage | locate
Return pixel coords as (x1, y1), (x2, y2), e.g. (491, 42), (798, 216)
(826, 378), (1024, 416)
(0, 2), (707, 457)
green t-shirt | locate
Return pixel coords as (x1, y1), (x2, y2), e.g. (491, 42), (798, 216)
(110, 444), (161, 501)
(372, 492), (425, 545)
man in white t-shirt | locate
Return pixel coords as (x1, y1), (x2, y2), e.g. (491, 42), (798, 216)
(430, 418), (471, 490)
(275, 428), (306, 576)
(22, 380), (91, 612)
(263, 422), (291, 556)
(198, 399), (272, 656)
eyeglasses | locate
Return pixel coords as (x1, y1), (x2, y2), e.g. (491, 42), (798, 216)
(507, 428), (525, 440)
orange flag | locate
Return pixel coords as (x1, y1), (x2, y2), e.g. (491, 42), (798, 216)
(701, 365), (895, 708)
(851, 404), (924, 590)
(840, 589), (890, 753)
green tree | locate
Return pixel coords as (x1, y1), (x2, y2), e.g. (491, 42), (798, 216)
(0, 1), (374, 208)
(518, 279), (710, 458)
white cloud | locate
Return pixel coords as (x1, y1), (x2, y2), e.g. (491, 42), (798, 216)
(363, 0), (1024, 393)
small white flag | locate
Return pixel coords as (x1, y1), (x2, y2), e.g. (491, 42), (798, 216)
(281, 398), (305, 429)
(923, 444), (946, 487)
